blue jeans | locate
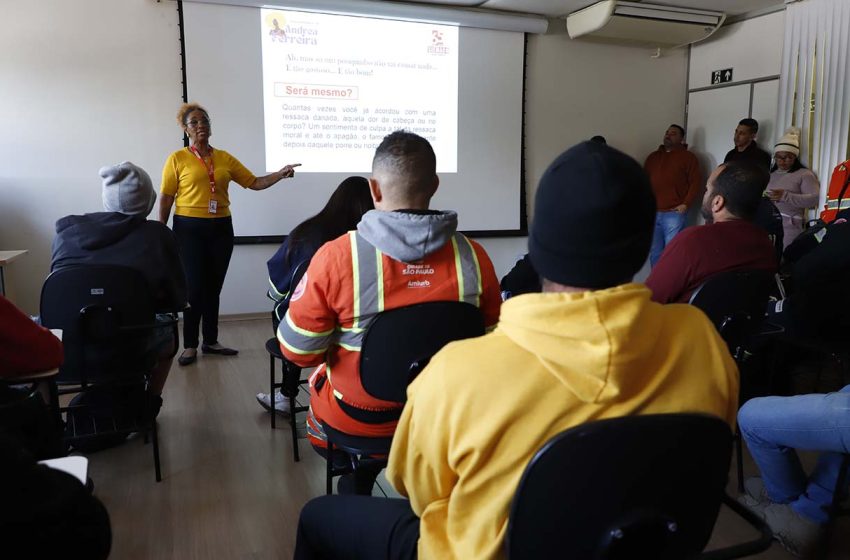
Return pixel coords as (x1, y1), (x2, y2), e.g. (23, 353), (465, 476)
(738, 384), (850, 524)
(650, 211), (687, 266)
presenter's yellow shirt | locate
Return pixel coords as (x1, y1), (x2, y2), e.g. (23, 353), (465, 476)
(160, 147), (257, 218)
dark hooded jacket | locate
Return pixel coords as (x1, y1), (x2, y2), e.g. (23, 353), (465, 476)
(51, 212), (186, 311)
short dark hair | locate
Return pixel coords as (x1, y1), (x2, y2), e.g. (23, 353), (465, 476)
(590, 135), (607, 145)
(712, 161), (769, 221)
(372, 130), (437, 198)
(669, 124), (685, 137)
(739, 118), (759, 133)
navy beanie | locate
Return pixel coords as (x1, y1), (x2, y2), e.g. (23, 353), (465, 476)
(528, 141), (656, 289)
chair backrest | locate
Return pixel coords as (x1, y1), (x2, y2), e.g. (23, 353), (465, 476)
(40, 265), (157, 384)
(689, 269), (774, 358)
(506, 413), (733, 560)
(359, 301), (485, 402)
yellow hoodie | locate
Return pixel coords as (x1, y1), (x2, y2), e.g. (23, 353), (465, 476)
(386, 283), (738, 560)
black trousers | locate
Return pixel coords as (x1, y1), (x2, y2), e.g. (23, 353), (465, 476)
(172, 215), (234, 348)
(294, 496), (419, 560)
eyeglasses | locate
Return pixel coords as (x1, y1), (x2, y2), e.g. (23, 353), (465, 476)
(186, 118), (211, 128)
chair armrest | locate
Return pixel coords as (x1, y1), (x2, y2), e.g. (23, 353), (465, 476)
(697, 494), (773, 559)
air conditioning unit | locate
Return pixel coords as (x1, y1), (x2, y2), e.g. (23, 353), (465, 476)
(566, 1), (726, 49)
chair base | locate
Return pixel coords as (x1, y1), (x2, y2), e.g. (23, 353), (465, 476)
(323, 423), (392, 495)
(266, 338), (309, 462)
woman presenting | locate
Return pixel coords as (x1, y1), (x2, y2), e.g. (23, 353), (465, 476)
(160, 102), (299, 366)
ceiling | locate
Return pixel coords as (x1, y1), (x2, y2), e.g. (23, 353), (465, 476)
(381, 0), (784, 18)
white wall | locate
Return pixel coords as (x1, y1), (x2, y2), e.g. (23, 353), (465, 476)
(686, 11), (785, 172)
(689, 11), (784, 90)
(1, 2), (688, 315)
(524, 31), (689, 218)
(0, 0), (183, 314)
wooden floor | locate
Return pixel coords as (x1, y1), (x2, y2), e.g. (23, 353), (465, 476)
(83, 318), (848, 559)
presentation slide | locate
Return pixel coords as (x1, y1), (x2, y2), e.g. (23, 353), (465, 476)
(183, 3), (524, 236)
(261, 10), (458, 173)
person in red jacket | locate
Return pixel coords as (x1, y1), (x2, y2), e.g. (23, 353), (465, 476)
(0, 295), (63, 378)
(278, 130), (501, 495)
(644, 124), (702, 266)
(646, 161), (777, 304)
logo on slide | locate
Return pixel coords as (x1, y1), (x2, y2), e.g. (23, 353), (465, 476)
(265, 12), (287, 42)
(427, 29), (449, 55)
(264, 11), (319, 46)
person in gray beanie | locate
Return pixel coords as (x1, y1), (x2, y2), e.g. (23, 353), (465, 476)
(292, 141), (740, 560)
(100, 161), (158, 216)
(50, 161), (187, 419)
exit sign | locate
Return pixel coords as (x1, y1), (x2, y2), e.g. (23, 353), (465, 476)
(711, 68), (733, 84)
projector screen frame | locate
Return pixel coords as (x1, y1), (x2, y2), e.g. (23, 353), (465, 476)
(175, 0), (529, 244)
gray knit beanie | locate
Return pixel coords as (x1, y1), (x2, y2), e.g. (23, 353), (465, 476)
(100, 161), (156, 216)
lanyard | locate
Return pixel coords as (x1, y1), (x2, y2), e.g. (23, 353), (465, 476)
(189, 146), (216, 194)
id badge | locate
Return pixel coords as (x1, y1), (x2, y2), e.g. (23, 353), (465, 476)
(208, 199), (218, 214)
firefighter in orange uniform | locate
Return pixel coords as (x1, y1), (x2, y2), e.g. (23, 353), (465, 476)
(821, 159), (850, 222)
(278, 131), (501, 494)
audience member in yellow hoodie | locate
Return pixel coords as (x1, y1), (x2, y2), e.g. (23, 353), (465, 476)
(293, 141), (739, 560)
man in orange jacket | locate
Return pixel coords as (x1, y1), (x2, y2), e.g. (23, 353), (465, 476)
(278, 130), (501, 494)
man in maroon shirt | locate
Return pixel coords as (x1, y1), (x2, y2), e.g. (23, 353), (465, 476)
(644, 124), (702, 266)
(646, 161), (777, 303)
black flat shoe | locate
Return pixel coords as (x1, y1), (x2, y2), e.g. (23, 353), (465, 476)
(178, 349), (197, 366)
(202, 344), (238, 356)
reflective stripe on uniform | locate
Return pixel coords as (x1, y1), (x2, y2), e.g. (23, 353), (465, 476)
(267, 276), (285, 302)
(305, 407), (327, 443)
(825, 199), (850, 210)
(452, 233), (482, 306)
(324, 362), (345, 400)
(376, 247), (385, 313)
(350, 232), (361, 327)
(353, 232), (383, 322)
(336, 328), (363, 352)
(277, 310), (333, 355)
(328, 233), (387, 399)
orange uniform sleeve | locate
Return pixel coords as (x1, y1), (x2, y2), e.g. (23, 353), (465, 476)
(277, 243), (339, 367)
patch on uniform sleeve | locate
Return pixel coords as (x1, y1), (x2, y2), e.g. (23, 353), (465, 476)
(291, 272), (308, 302)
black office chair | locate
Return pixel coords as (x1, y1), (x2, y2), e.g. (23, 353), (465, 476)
(689, 269), (775, 362)
(40, 265), (178, 482)
(265, 337), (309, 461)
(266, 259), (310, 458)
(506, 413), (772, 560)
(690, 269), (776, 494)
(323, 301), (485, 494)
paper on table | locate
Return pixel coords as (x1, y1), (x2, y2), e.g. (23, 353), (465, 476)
(38, 456), (88, 484)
